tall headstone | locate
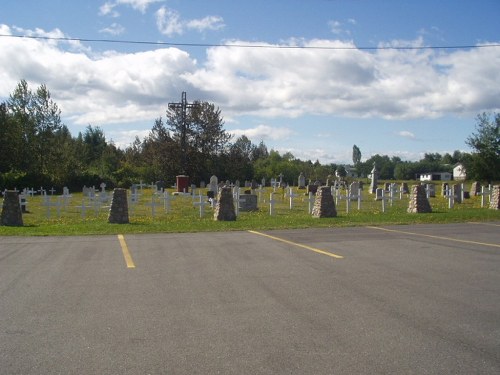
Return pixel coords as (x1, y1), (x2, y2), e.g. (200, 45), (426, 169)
(311, 186), (337, 218)
(209, 175), (218, 194)
(370, 163), (379, 194)
(0, 190), (23, 226)
(453, 184), (462, 204)
(108, 188), (129, 224)
(407, 185), (432, 213)
(214, 187), (236, 221)
(489, 185), (500, 210)
(349, 181), (360, 201)
(298, 172), (306, 189)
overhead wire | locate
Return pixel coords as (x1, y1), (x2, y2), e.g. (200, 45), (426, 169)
(0, 33), (499, 51)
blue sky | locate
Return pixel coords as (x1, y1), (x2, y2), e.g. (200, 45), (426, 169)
(1, 0), (499, 164)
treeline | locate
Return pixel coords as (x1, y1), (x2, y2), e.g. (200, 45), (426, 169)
(1, 81), (498, 190)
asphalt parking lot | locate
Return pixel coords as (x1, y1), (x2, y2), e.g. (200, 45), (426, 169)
(1, 222), (499, 374)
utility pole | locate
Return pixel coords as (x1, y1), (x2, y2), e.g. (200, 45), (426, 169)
(168, 92), (197, 174)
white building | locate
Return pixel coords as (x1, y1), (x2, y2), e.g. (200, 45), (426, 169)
(453, 163), (467, 180)
(419, 172), (452, 182)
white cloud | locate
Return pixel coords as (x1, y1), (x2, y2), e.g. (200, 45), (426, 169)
(328, 19), (354, 36)
(156, 7), (183, 36)
(328, 20), (343, 35)
(99, 0), (163, 16)
(186, 16), (225, 33)
(0, 25), (197, 125)
(230, 125), (295, 141)
(156, 6), (225, 36)
(99, 23), (125, 35)
(184, 38), (500, 119)
(1, 24), (499, 140)
(99, 2), (119, 17)
(397, 130), (416, 139)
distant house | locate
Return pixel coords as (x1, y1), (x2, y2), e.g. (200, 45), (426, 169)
(453, 163), (467, 180)
(419, 172), (452, 182)
(345, 166), (359, 178)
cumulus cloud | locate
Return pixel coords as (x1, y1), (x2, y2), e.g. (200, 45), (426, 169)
(230, 124), (295, 141)
(184, 38), (500, 119)
(156, 6), (225, 36)
(0, 25), (197, 124)
(1, 24), (499, 134)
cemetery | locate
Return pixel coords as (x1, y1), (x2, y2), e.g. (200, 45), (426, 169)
(1, 176), (499, 235)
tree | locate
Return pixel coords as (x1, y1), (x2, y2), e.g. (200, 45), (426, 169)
(0, 102), (23, 173)
(466, 112), (500, 182)
(142, 117), (177, 183)
(6, 80), (64, 179)
(352, 145), (362, 165)
(166, 99), (231, 182)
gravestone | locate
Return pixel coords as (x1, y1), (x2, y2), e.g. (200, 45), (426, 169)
(375, 188), (384, 201)
(307, 184), (318, 195)
(384, 182), (391, 191)
(471, 181), (481, 196)
(407, 185), (432, 213)
(370, 163), (379, 194)
(298, 172), (306, 189)
(239, 194), (258, 212)
(426, 184), (436, 198)
(489, 185), (500, 210)
(401, 182), (409, 194)
(311, 186), (337, 218)
(214, 187), (236, 221)
(441, 183), (449, 196)
(209, 175), (218, 193)
(349, 181), (360, 201)
(1, 190), (23, 226)
(108, 188), (129, 224)
(453, 184), (462, 204)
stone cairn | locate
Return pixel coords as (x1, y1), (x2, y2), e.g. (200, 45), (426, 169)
(489, 185), (500, 210)
(108, 188), (129, 224)
(407, 185), (432, 213)
(0, 190), (23, 226)
(214, 187), (236, 221)
(311, 186), (337, 218)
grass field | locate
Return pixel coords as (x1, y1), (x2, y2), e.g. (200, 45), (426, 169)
(0, 183), (498, 236)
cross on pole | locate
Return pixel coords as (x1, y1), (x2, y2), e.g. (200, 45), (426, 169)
(168, 92), (198, 174)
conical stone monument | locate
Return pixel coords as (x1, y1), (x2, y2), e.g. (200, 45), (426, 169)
(1, 190), (23, 226)
(214, 187), (236, 221)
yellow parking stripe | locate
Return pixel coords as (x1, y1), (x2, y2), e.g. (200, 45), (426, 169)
(117, 234), (136, 268)
(248, 230), (344, 259)
(367, 226), (500, 248)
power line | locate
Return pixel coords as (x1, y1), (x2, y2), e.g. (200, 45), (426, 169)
(1, 33), (499, 51)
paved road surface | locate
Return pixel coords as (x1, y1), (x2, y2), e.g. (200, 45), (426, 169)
(1, 222), (499, 374)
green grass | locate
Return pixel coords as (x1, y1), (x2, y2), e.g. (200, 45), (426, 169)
(1, 185), (498, 236)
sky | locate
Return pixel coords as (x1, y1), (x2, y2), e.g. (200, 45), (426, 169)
(1, 0), (499, 165)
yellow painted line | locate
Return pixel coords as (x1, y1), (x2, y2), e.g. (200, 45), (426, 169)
(248, 230), (344, 259)
(117, 234), (136, 268)
(468, 222), (500, 227)
(367, 226), (500, 248)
